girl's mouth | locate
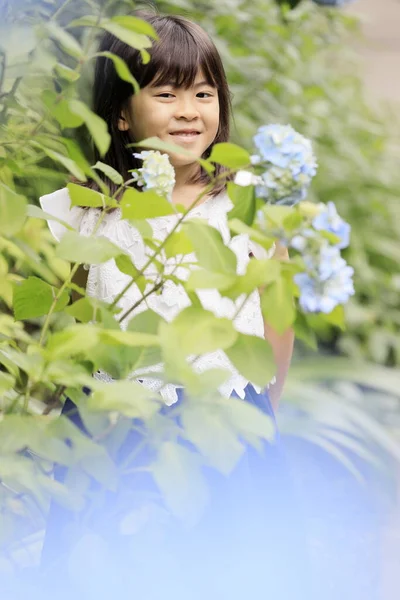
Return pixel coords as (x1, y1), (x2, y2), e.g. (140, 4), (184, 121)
(169, 130), (201, 137)
(169, 131), (201, 144)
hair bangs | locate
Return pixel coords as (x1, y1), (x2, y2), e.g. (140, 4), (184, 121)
(138, 19), (218, 90)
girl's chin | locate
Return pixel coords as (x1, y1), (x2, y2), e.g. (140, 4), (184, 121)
(168, 153), (203, 168)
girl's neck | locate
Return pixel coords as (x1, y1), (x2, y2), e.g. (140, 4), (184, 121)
(172, 182), (209, 208)
(172, 162), (209, 208)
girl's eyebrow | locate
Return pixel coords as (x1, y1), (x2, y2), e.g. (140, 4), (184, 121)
(151, 80), (215, 89)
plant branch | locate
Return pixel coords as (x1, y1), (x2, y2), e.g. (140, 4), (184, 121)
(50, 0), (75, 23)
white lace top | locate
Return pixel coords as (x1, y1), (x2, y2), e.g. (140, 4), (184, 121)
(40, 187), (275, 404)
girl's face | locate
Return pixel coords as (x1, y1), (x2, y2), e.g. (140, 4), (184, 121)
(123, 71), (220, 168)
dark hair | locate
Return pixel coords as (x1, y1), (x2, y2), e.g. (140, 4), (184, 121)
(91, 11), (231, 197)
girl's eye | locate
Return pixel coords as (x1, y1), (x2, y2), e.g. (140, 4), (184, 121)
(197, 92), (213, 98)
(156, 93), (175, 98)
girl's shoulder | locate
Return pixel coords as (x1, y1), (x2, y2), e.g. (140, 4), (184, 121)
(39, 187), (84, 242)
(39, 187), (121, 242)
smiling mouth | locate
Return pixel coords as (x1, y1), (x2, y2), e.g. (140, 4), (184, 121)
(169, 131), (201, 137)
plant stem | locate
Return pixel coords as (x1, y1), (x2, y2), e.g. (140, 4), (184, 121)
(39, 262), (80, 346)
(23, 380), (33, 413)
(118, 281), (164, 324)
(50, 0), (75, 23)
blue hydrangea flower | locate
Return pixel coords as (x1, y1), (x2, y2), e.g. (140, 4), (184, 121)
(317, 245), (348, 281)
(312, 202), (351, 249)
(294, 259), (354, 313)
(290, 228), (317, 252)
(253, 124), (317, 205)
(133, 151), (175, 200)
(294, 244), (354, 313)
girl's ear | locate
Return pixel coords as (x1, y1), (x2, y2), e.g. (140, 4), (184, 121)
(118, 111), (130, 132)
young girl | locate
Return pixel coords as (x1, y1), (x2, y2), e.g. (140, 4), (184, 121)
(40, 11), (308, 599)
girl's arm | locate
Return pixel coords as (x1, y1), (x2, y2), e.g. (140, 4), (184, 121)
(264, 323), (294, 412)
(263, 242), (295, 411)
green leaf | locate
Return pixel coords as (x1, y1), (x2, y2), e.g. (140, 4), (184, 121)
(134, 137), (214, 174)
(92, 161), (123, 185)
(293, 312), (318, 350)
(164, 230), (193, 258)
(99, 329), (159, 347)
(283, 211), (303, 231)
(225, 333), (275, 388)
(0, 184), (27, 236)
(42, 89), (84, 129)
(120, 188), (175, 219)
(185, 369), (232, 397)
(261, 275), (296, 334)
(167, 307), (238, 355)
(228, 218), (276, 252)
(223, 259), (281, 300)
(263, 205), (293, 227)
(56, 231), (123, 264)
(101, 21), (152, 51)
(53, 416), (117, 488)
(129, 219), (153, 239)
(140, 49), (151, 64)
(225, 397), (275, 442)
(67, 182), (116, 208)
(0, 372), (15, 395)
(158, 321), (199, 386)
(65, 297), (102, 323)
(321, 304), (346, 331)
(186, 269), (236, 291)
(0, 347), (44, 378)
(127, 309), (164, 334)
(209, 143), (250, 169)
(184, 220), (237, 274)
(87, 381), (159, 419)
(115, 255), (146, 293)
(110, 16), (159, 39)
(36, 145), (86, 181)
(45, 22), (83, 58)
(54, 63), (80, 82)
(44, 361), (93, 387)
(45, 325), (100, 360)
(13, 276), (69, 320)
(181, 405), (245, 475)
(61, 138), (92, 177)
(69, 100), (111, 157)
(227, 182), (256, 226)
(89, 342), (142, 381)
(152, 441), (209, 524)
(96, 51), (139, 94)
(125, 310), (164, 369)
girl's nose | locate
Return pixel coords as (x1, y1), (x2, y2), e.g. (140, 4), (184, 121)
(175, 99), (200, 121)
